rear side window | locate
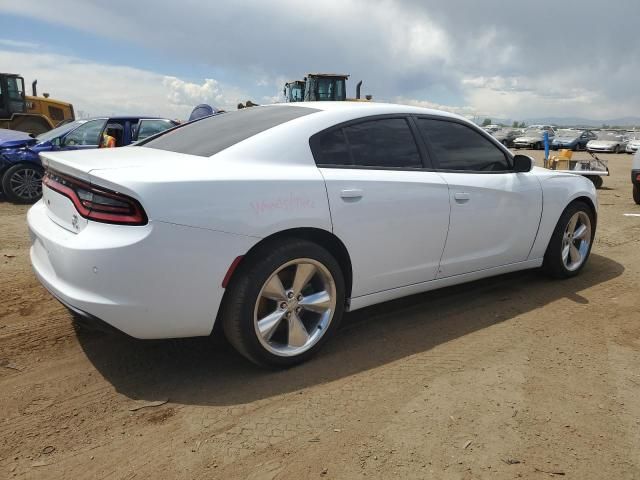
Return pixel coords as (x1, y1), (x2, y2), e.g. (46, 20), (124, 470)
(312, 117), (422, 169)
(313, 128), (351, 165)
(135, 119), (176, 141)
(417, 118), (512, 172)
(141, 106), (318, 157)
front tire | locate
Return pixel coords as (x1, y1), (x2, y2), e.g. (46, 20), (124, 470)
(543, 201), (595, 279)
(222, 239), (345, 368)
(633, 184), (640, 205)
(1, 163), (43, 203)
(588, 176), (603, 189)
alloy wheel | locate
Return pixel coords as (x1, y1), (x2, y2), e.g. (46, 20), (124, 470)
(253, 258), (337, 357)
(562, 211), (592, 271)
(8, 167), (42, 201)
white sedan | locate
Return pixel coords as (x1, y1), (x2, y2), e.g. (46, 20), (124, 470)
(28, 103), (597, 367)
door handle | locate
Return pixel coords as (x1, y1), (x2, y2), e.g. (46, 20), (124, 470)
(454, 192), (470, 202)
(340, 188), (363, 199)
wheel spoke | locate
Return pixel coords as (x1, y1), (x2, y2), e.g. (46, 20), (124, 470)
(262, 273), (287, 301)
(257, 309), (286, 342)
(562, 244), (570, 264)
(291, 263), (316, 295)
(287, 312), (309, 348)
(567, 214), (579, 234)
(569, 243), (581, 265)
(299, 290), (331, 313)
(573, 224), (587, 240)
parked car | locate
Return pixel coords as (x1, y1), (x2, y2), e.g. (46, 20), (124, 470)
(633, 149), (640, 204)
(491, 128), (520, 147)
(483, 124), (502, 134)
(513, 127), (555, 149)
(586, 131), (628, 153)
(552, 129), (597, 151)
(0, 116), (177, 203)
(28, 103), (597, 367)
(625, 132), (640, 154)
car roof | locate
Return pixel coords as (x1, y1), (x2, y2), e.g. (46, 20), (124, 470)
(82, 116), (170, 121)
(266, 101), (467, 121)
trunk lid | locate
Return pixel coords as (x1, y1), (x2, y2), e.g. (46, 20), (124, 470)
(38, 146), (209, 230)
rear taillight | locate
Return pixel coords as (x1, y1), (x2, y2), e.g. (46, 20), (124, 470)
(43, 169), (147, 225)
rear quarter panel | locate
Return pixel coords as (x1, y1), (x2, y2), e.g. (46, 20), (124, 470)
(88, 145), (333, 239)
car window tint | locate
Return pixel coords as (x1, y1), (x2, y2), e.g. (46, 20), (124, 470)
(63, 119), (107, 146)
(313, 128), (351, 166)
(136, 119), (175, 141)
(417, 118), (511, 172)
(344, 118), (422, 168)
(141, 106), (318, 157)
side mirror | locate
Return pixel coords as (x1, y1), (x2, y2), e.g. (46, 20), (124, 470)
(513, 154), (534, 173)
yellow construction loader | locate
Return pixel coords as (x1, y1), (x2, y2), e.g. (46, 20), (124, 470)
(284, 73), (372, 102)
(0, 73), (75, 135)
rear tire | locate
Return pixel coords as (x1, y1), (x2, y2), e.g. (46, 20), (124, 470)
(543, 201), (595, 279)
(1, 163), (43, 203)
(222, 239), (345, 368)
(633, 184), (640, 205)
(9, 116), (52, 136)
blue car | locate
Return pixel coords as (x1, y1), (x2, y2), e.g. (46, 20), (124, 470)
(551, 129), (597, 151)
(0, 116), (177, 203)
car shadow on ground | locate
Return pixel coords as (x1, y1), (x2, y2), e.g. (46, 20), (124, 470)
(76, 253), (623, 406)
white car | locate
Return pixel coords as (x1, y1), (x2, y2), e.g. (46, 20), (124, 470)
(27, 103), (598, 367)
(626, 135), (640, 154)
(587, 131), (628, 153)
(513, 127), (555, 149)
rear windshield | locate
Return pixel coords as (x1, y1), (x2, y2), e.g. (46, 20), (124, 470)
(140, 105), (318, 157)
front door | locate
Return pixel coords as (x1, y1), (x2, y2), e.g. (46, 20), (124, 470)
(415, 117), (543, 278)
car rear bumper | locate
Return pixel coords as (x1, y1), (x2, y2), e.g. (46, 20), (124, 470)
(28, 199), (256, 339)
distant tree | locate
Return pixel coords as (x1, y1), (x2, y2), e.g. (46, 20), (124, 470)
(602, 123), (610, 129)
(482, 118), (492, 126)
(519, 121), (526, 128)
(512, 121), (519, 128)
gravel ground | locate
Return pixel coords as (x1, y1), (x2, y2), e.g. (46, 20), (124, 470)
(1, 150), (639, 479)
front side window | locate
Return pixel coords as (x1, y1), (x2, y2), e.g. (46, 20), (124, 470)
(417, 118), (512, 172)
(63, 119), (107, 146)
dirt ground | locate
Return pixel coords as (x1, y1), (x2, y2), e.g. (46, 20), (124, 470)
(1, 150), (639, 479)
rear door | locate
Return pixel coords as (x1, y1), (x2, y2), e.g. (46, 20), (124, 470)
(312, 116), (451, 297)
(415, 117), (542, 278)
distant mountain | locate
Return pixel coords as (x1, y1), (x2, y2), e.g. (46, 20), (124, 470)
(523, 117), (640, 127)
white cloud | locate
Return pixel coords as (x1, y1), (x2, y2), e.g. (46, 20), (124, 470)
(0, 49), (248, 119)
(0, 38), (40, 49)
(394, 96), (477, 119)
(1, 0), (639, 121)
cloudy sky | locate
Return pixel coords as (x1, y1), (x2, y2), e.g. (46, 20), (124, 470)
(1, 0), (638, 122)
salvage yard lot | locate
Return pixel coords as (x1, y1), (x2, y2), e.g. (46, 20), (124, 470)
(1, 151), (639, 479)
